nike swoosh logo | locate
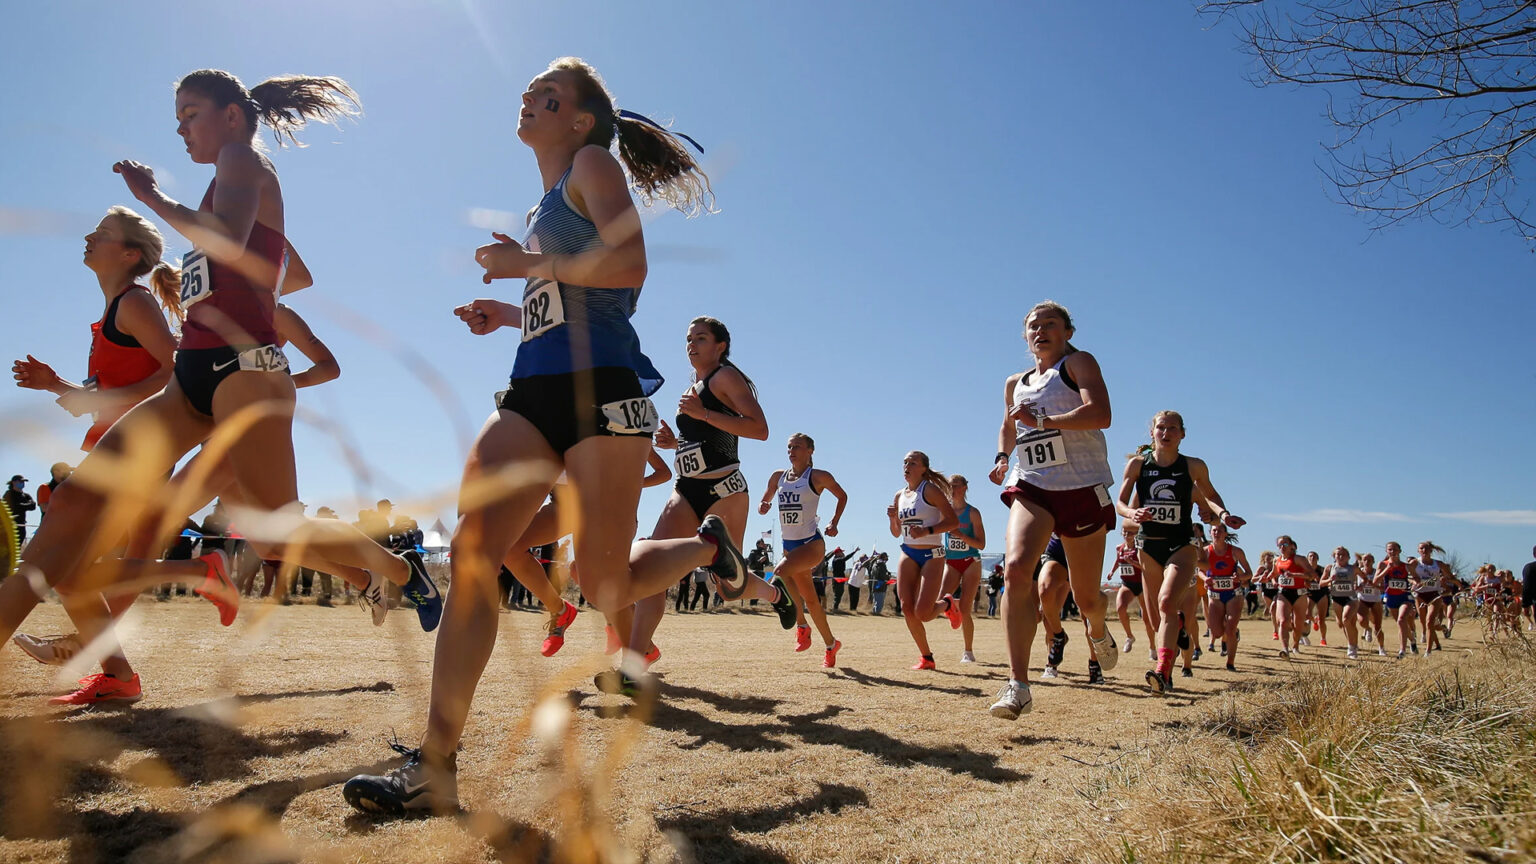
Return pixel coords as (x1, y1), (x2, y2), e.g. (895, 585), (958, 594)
(1075, 522), (1097, 532)
(212, 358), (239, 372)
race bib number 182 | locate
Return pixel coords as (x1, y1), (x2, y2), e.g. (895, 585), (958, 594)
(520, 282), (565, 342)
(600, 397), (658, 435)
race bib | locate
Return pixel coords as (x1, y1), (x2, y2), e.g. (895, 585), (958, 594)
(710, 470), (747, 499)
(1387, 577), (1408, 591)
(520, 281), (565, 341)
(901, 519), (925, 539)
(1119, 563), (1136, 578)
(1211, 576), (1234, 591)
(599, 396), (657, 435)
(675, 442), (706, 478)
(779, 509), (802, 527)
(180, 250), (212, 309)
(1015, 429), (1066, 469)
(1145, 502), (1182, 524)
(946, 534), (970, 553)
(235, 345), (289, 373)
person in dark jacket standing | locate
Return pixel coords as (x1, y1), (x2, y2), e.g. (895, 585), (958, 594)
(5, 476), (37, 546)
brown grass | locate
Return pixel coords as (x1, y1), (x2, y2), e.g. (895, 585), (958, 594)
(0, 600), (1515, 863)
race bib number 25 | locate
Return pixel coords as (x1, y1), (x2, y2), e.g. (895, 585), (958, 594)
(180, 250), (212, 309)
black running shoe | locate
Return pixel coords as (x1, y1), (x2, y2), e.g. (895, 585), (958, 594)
(769, 578), (797, 630)
(698, 515), (748, 600)
(343, 742), (458, 816)
(1176, 628), (1191, 651)
(1181, 667), (1194, 678)
(1087, 661), (1103, 684)
(1145, 669), (1170, 695)
(1047, 630), (1068, 667)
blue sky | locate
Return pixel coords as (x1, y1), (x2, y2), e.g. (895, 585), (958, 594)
(2, 2), (1531, 573)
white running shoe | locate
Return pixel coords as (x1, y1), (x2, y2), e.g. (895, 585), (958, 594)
(1122, 636), (1135, 653)
(358, 571), (388, 626)
(989, 681), (1033, 720)
(1377, 647), (1387, 656)
(1088, 632), (1119, 672)
(1041, 665), (1059, 680)
(1363, 629), (1372, 643)
(1346, 648), (1359, 660)
(12, 633), (82, 665)
(960, 651), (976, 664)
(1299, 636), (1311, 647)
(1148, 649), (1157, 663)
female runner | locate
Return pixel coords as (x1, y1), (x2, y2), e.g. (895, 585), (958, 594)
(1320, 546), (1361, 659)
(613, 317), (788, 678)
(1107, 522), (1154, 658)
(1413, 541), (1449, 652)
(987, 302), (1119, 720)
(889, 451), (959, 670)
(1303, 550), (1328, 646)
(1355, 551), (1386, 654)
(1115, 411), (1244, 693)
(1254, 550), (1278, 639)
(1204, 522), (1252, 672)
(941, 474), (986, 664)
(1271, 537), (1315, 658)
(345, 58), (770, 815)
(759, 432), (851, 667)
(0, 70), (442, 706)
(1378, 542), (1416, 657)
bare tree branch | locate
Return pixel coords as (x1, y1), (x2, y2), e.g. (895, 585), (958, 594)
(1200, 0), (1536, 245)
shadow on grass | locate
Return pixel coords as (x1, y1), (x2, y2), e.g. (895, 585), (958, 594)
(658, 781), (867, 864)
(835, 666), (987, 697)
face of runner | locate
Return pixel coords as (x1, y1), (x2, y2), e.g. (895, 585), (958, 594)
(902, 452), (926, 487)
(517, 70), (582, 149)
(1334, 548), (1349, 566)
(1211, 523), (1228, 546)
(685, 322), (726, 372)
(1417, 543), (1435, 562)
(1150, 414), (1184, 452)
(1121, 522), (1138, 544)
(786, 437), (812, 472)
(949, 477), (967, 507)
(1023, 310), (1071, 362)
(176, 89), (240, 165)
(1276, 537), (1296, 559)
(1385, 541), (1401, 559)
(83, 215), (136, 276)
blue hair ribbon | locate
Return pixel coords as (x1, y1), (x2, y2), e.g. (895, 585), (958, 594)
(616, 108), (704, 154)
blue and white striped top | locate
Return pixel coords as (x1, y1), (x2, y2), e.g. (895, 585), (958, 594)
(510, 167), (663, 396)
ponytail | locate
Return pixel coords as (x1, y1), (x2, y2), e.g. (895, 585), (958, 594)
(178, 69), (361, 148)
(147, 263), (185, 328)
(548, 57), (715, 217)
(906, 450), (952, 500)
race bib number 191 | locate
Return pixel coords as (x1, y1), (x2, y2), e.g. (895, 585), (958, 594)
(1016, 429), (1067, 469)
(181, 250), (212, 309)
(520, 282), (565, 342)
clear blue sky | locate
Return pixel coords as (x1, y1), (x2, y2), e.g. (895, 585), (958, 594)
(2, 2), (1531, 573)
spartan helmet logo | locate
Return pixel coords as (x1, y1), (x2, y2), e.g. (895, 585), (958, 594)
(1149, 479), (1178, 501)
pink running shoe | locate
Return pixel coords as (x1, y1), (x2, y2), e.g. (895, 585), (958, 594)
(195, 550), (239, 626)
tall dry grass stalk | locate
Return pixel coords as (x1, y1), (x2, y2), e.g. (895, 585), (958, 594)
(1087, 634), (1536, 863)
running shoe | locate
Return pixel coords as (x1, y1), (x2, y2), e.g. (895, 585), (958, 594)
(1089, 632), (1119, 672)
(1410, 642), (1419, 655)
(698, 515), (748, 600)
(1208, 640), (1217, 652)
(595, 669), (642, 696)
(358, 571), (388, 626)
(1181, 668), (1193, 678)
(794, 624), (812, 653)
(399, 550), (443, 632)
(822, 640), (841, 669)
(1192, 646), (1203, 662)
(1148, 649), (1157, 663)
(1221, 640), (1229, 656)
(194, 550), (239, 626)
(1145, 669), (1172, 694)
(1047, 631), (1068, 667)
(769, 579), (797, 629)
(961, 650), (976, 664)
(1363, 629), (1372, 643)
(49, 672), (142, 706)
(342, 742), (458, 815)
(942, 594), (962, 630)
(540, 601), (579, 657)
(1443, 625), (1452, 638)
(1278, 648), (1290, 660)
(1377, 647), (1387, 656)
(1346, 647), (1359, 660)
(644, 643), (661, 668)
(1299, 636), (1311, 647)
(13, 633), (82, 665)
(1122, 635), (1135, 653)
(1225, 663), (1236, 672)
(1271, 631), (1278, 640)
(989, 681), (1033, 719)
(1087, 661), (1103, 684)
(911, 656), (936, 671)
(1176, 629), (1191, 651)
(1396, 650), (1405, 660)
(1041, 665), (1059, 680)
(1319, 638), (1328, 647)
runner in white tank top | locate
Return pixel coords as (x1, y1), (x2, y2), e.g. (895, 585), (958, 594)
(988, 302), (1119, 721)
(1413, 542), (1449, 653)
(758, 433), (850, 667)
(1321, 546), (1362, 659)
(887, 451), (958, 671)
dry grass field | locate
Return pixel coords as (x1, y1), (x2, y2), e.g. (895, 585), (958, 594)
(0, 596), (1523, 863)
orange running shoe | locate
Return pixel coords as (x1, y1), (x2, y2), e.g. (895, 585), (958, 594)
(195, 550), (239, 626)
(942, 594), (962, 630)
(823, 640), (842, 669)
(794, 625), (812, 652)
(50, 672), (142, 706)
(911, 656), (936, 671)
(644, 643), (661, 668)
(540, 601), (579, 657)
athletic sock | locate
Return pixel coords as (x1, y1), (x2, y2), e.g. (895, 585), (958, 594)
(1156, 647), (1175, 676)
(922, 654), (934, 662)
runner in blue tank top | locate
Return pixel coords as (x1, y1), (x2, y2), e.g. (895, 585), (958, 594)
(346, 57), (732, 817)
(940, 475), (986, 663)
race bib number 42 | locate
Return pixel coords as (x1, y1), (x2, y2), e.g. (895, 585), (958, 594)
(1015, 429), (1066, 469)
(234, 345), (290, 373)
(180, 250), (212, 309)
(520, 281), (565, 342)
(600, 397), (658, 435)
